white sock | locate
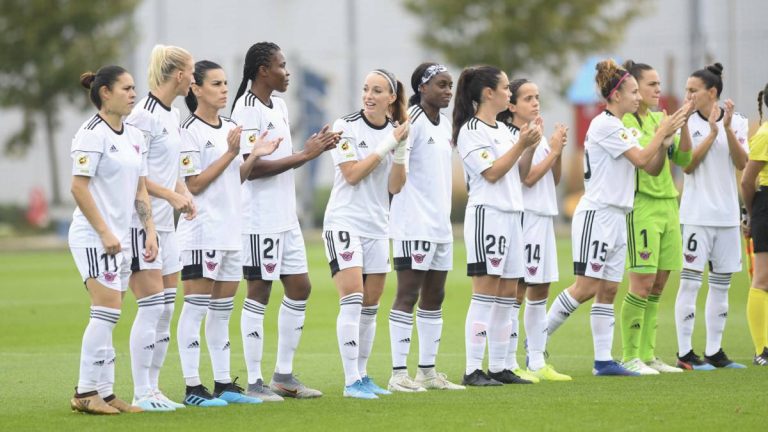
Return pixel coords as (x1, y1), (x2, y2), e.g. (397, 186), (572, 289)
(241, 298), (266, 384)
(177, 294), (209, 387)
(97, 343), (116, 399)
(504, 299), (522, 370)
(465, 294), (494, 374)
(130, 292), (164, 398)
(675, 269), (702, 355)
(206, 297), (234, 384)
(489, 297), (514, 373)
(590, 303), (615, 361)
(389, 309), (413, 370)
(338, 293), (363, 386)
(149, 287), (175, 391)
(416, 308), (442, 368)
(547, 290), (580, 335)
(705, 272), (731, 356)
(358, 304), (379, 377)
(78, 306), (120, 394)
(275, 297), (306, 374)
(525, 298), (548, 370)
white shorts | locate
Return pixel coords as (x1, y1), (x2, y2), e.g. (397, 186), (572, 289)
(71, 246), (131, 291)
(571, 208), (627, 283)
(393, 240), (453, 272)
(129, 229), (182, 276)
(323, 230), (391, 275)
(522, 212), (559, 284)
(242, 228), (309, 281)
(681, 225), (742, 274)
(181, 249), (242, 282)
(464, 205), (524, 279)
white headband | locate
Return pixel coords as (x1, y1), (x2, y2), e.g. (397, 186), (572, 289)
(372, 69), (397, 93)
(421, 64), (448, 85)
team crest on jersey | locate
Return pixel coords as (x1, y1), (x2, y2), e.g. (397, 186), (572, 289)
(590, 262), (603, 272)
(639, 250), (652, 260)
(618, 129), (631, 143)
(489, 257), (502, 267)
(248, 132), (258, 143)
(133, 143), (140, 154)
(76, 154), (90, 170)
(480, 150), (490, 160)
(264, 262), (277, 273)
(628, 127), (641, 139)
(412, 253), (426, 264)
(205, 261), (218, 271)
(103, 272), (117, 283)
(526, 266), (538, 276)
(739, 137), (746, 145)
(684, 253), (697, 263)
(340, 251), (354, 261)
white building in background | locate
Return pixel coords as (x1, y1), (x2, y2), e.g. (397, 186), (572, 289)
(0, 0), (766, 214)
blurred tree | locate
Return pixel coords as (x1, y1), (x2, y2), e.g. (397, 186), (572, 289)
(0, 0), (139, 205)
(403, 0), (649, 83)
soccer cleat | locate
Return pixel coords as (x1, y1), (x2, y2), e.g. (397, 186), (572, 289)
(622, 358), (660, 375)
(387, 371), (427, 392)
(270, 373), (323, 399)
(104, 395), (143, 413)
(527, 364), (572, 382)
(70, 389), (120, 415)
(488, 369), (533, 384)
(754, 348), (768, 366)
(132, 395), (175, 412)
(704, 349), (747, 369)
(214, 378), (262, 404)
(343, 380), (378, 399)
(462, 369), (502, 386)
(414, 368), (465, 390)
(676, 350), (716, 371)
(360, 376), (391, 395)
(513, 367), (540, 383)
(247, 378), (284, 402)
(184, 384), (228, 407)
(593, 360), (641, 376)
(152, 390), (185, 409)
(645, 358), (683, 373)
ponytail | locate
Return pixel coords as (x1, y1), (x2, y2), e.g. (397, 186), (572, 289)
(452, 66), (502, 145)
(185, 60), (223, 113)
(391, 80), (407, 124)
(147, 44), (192, 91)
(232, 42), (280, 112)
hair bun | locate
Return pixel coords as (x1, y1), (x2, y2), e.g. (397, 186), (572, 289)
(706, 62), (724, 76)
(79, 72), (96, 89)
(622, 59), (636, 70)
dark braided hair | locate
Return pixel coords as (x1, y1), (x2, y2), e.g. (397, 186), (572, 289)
(497, 78), (530, 126)
(185, 60), (223, 113)
(409, 62), (438, 107)
(231, 42), (280, 111)
(690, 62), (724, 98)
(758, 82), (768, 124)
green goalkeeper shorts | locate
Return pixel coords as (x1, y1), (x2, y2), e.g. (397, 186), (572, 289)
(625, 194), (682, 274)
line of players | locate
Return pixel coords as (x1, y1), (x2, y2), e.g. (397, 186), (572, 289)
(65, 41), (762, 413)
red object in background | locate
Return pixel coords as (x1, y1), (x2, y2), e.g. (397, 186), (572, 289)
(26, 187), (49, 227)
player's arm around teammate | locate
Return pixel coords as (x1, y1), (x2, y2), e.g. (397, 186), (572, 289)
(323, 69), (409, 399)
(68, 66), (157, 414)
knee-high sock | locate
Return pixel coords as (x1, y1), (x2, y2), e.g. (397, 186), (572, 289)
(547, 290), (581, 335)
(639, 294), (660, 362)
(503, 299), (521, 370)
(525, 299), (548, 371)
(177, 294), (209, 387)
(149, 287), (176, 391)
(591, 303), (615, 362)
(97, 339), (116, 399)
(620, 292), (647, 362)
(747, 287), (768, 355)
(675, 269), (702, 355)
(130, 292), (164, 398)
(416, 308), (442, 369)
(465, 294), (494, 374)
(389, 309), (413, 370)
(705, 272), (731, 356)
(241, 298), (266, 384)
(358, 304), (379, 377)
(78, 306), (120, 394)
(338, 293), (363, 386)
(275, 297), (306, 374)
(206, 297), (234, 384)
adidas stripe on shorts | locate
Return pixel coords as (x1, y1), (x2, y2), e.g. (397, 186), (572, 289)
(181, 249), (242, 282)
(680, 225), (742, 273)
(521, 212), (559, 284)
(463, 205), (524, 278)
(241, 228), (309, 281)
(571, 208), (627, 282)
(392, 240), (452, 272)
(128, 229), (182, 275)
(323, 230), (390, 276)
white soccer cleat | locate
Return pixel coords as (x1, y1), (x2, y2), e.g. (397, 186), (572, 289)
(152, 389), (185, 409)
(622, 358), (660, 375)
(414, 368), (465, 390)
(132, 395), (175, 412)
(645, 358), (683, 373)
(387, 371), (427, 392)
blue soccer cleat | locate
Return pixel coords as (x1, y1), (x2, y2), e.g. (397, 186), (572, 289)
(343, 380), (378, 399)
(676, 350), (716, 371)
(214, 378), (262, 404)
(184, 385), (228, 407)
(704, 349), (747, 369)
(361, 376), (391, 395)
(593, 360), (641, 376)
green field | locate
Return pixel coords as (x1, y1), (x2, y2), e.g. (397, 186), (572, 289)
(0, 237), (765, 431)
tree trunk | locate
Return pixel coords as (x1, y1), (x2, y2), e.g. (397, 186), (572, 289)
(44, 111), (62, 205)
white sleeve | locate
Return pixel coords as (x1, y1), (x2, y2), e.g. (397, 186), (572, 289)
(71, 130), (103, 177)
(458, 128), (493, 175)
(179, 127), (202, 177)
(235, 107), (262, 159)
(734, 114), (749, 151)
(599, 128), (638, 159)
(331, 119), (358, 166)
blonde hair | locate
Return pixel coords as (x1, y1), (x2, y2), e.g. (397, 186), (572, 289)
(148, 44), (192, 90)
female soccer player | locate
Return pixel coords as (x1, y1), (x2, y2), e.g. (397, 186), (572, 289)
(69, 66), (157, 414)
(546, 59), (687, 376)
(323, 68), (409, 399)
(387, 63), (464, 392)
(675, 63), (748, 370)
(618, 60), (692, 375)
(454, 66), (540, 386)
(231, 42), (338, 400)
(125, 44), (196, 409)
(741, 83), (768, 366)
(177, 60), (279, 406)
(497, 78), (571, 382)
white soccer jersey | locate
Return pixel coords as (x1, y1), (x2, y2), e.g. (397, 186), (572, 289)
(232, 92), (299, 234)
(680, 110), (749, 227)
(457, 117), (524, 212)
(515, 127), (558, 216)
(68, 114), (147, 247)
(323, 110), (396, 239)
(126, 93), (182, 232)
(176, 115), (242, 250)
(577, 110), (640, 213)
(389, 105), (453, 243)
